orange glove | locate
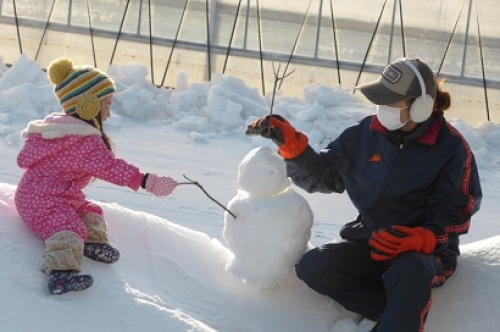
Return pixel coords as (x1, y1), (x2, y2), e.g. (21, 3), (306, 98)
(245, 115), (308, 159)
(368, 226), (437, 261)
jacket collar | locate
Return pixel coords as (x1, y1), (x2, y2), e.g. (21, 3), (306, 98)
(370, 112), (442, 146)
(21, 113), (102, 140)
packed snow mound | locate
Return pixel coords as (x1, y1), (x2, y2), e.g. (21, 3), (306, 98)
(425, 236), (500, 331)
(1, 183), (500, 331)
(0, 182), (345, 332)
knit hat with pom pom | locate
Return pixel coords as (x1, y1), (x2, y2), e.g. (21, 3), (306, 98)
(47, 58), (115, 128)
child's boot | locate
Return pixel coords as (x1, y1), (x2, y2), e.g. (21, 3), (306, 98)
(48, 270), (94, 295)
(82, 213), (119, 263)
(84, 243), (120, 263)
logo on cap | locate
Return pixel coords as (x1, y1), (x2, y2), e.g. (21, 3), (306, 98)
(382, 65), (402, 85)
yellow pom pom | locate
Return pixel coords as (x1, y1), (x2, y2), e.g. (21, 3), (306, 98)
(47, 58), (74, 85)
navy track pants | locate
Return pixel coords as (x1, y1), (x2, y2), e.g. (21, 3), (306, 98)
(295, 238), (447, 332)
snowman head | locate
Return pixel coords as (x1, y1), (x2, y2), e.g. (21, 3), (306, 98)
(238, 147), (291, 196)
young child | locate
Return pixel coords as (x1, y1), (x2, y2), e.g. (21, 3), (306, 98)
(15, 57), (178, 295)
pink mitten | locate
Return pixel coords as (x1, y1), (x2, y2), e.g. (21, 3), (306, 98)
(144, 174), (178, 196)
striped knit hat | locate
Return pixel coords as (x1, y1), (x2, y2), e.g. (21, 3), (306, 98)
(47, 58), (116, 129)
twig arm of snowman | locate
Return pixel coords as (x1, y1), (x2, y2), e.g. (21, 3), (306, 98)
(179, 174), (237, 219)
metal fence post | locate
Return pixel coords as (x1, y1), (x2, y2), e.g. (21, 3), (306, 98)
(68, 0), (73, 26)
(243, 0), (250, 50)
(388, 0), (397, 63)
(138, 0), (144, 35)
(461, 0), (473, 77)
(204, 0), (217, 81)
(314, 0), (323, 59)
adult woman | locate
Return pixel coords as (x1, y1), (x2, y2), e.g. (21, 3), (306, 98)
(246, 57), (482, 331)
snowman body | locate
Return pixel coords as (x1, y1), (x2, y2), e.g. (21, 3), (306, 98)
(223, 147), (313, 288)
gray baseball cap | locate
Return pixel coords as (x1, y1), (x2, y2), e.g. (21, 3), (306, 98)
(356, 57), (437, 105)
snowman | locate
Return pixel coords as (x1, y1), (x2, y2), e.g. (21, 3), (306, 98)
(223, 146), (313, 288)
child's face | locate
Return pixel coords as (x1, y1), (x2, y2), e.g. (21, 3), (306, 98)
(100, 94), (113, 122)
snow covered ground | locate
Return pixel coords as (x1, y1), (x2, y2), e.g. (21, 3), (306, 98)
(1, 55), (500, 331)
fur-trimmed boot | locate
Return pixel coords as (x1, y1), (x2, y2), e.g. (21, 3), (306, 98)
(82, 213), (119, 263)
(84, 243), (120, 263)
(48, 270), (94, 295)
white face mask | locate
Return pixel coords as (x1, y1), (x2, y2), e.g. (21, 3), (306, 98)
(376, 105), (409, 131)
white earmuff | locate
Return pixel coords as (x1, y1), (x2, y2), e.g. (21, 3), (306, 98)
(404, 60), (434, 123)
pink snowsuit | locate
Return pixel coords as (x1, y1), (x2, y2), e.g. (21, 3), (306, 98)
(15, 114), (144, 241)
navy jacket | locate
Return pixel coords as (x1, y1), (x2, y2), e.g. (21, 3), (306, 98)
(285, 112), (482, 272)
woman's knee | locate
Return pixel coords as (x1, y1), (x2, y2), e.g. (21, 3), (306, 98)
(385, 252), (437, 284)
(295, 247), (323, 283)
(295, 242), (353, 286)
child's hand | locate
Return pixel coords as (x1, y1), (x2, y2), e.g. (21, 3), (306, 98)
(145, 174), (178, 196)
